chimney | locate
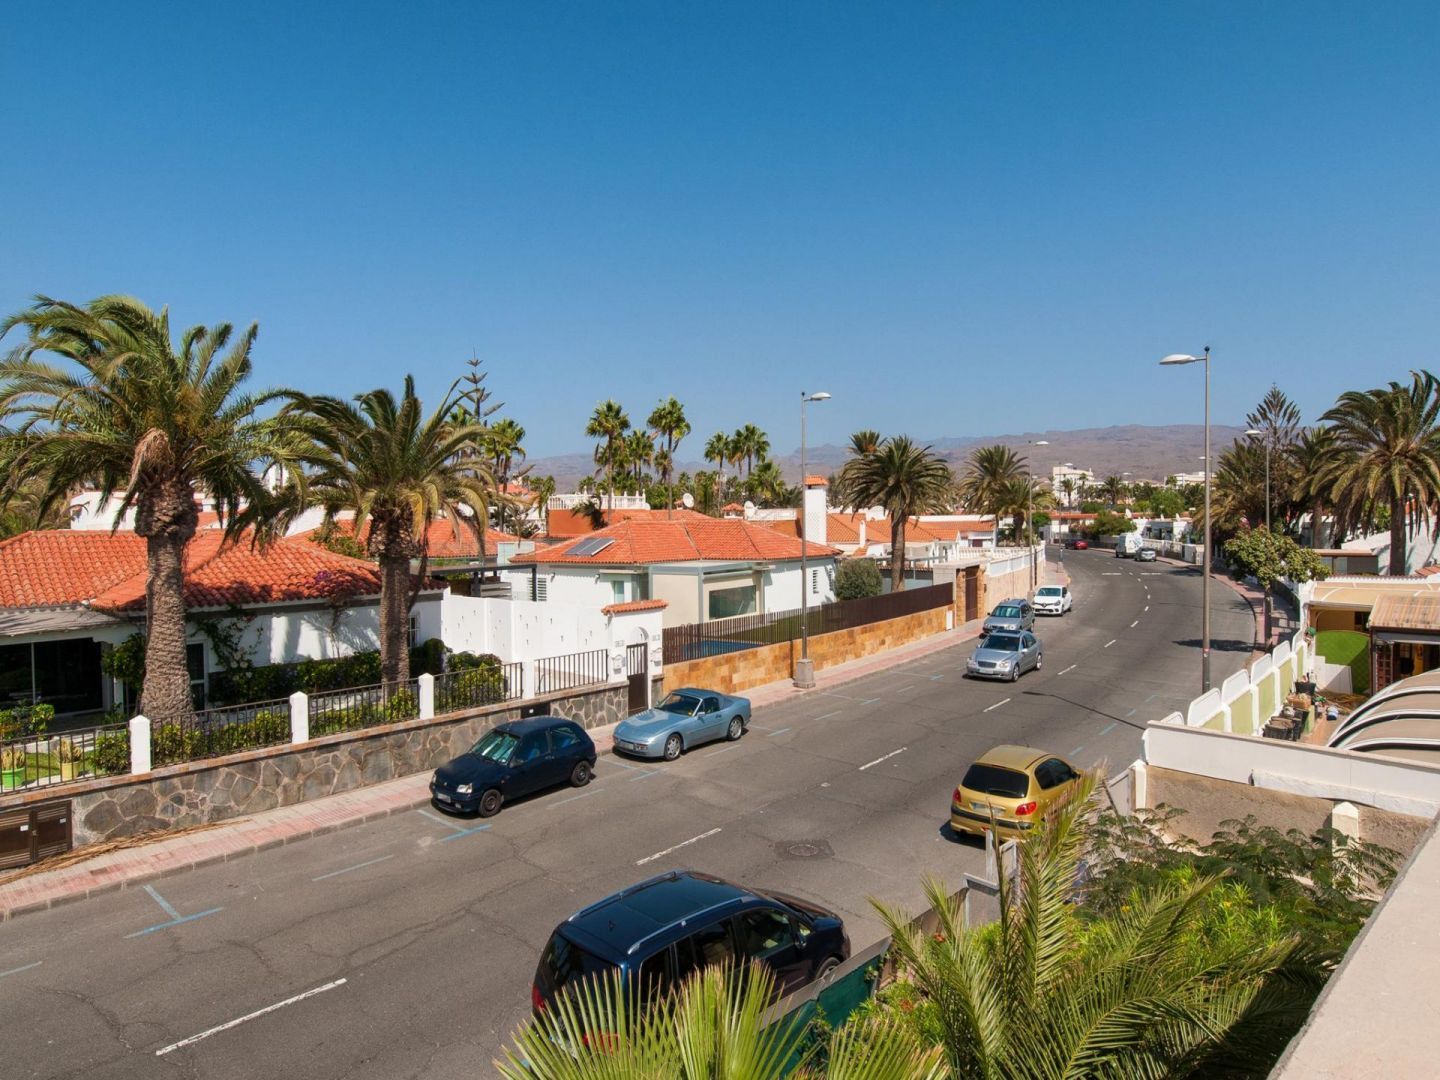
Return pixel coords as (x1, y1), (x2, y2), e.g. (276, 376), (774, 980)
(802, 475), (828, 548)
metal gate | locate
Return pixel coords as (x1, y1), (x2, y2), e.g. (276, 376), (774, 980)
(0, 800), (73, 871)
(626, 643), (649, 714)
(962, 566), (981, 622)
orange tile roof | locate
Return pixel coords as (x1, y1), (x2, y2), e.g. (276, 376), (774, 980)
(298, 518), (519, 557)
(545, 507), (711, 538)
(600, 599), (669, 615)
(511, 518), (839, 567)
(0, 529), (396, 613)
(762, 514), (862, 545)
(803, 475), (827, 487)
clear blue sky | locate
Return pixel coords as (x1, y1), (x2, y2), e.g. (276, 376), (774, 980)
(3, 2), (1436, 460)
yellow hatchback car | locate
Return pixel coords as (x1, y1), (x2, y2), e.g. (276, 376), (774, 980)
(950, 745), (1083, 839)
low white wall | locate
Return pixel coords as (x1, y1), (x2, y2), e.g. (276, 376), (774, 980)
(1167, 627), (1310, 735)
(1143, 722), (1440, 818)
(439, 594), (663, 667)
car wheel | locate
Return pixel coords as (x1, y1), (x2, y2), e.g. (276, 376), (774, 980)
(477, 789), (503, 818)
(1009, 666), (1020, 683)
(570, 760), (592, 787)
(815, 956), (842, 986)
(663, 733), (683, 761)
(726, 716), (743, 741)
(1035, 654), (1043, 671)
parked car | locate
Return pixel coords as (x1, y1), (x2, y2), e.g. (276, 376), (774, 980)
(949, 746), (1083, 840)
(613, 688), (752, 761)
(982, 598), (1035, 633)
(1135, 546), (1158, 563)
(430, 716), (596, 817)
(1064, 537), (1089, 550)
(532, 870), (850, 1014)
(965, 630), (1042, 681)
(1032, 584), (1073, 616)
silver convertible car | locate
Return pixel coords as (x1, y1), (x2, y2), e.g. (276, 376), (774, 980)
(965, 630), (1043, 682)
(612, 688), (753, 760)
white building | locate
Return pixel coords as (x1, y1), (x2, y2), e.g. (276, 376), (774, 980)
(1050, 464), (1094, 503)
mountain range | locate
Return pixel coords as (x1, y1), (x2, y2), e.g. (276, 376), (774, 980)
(523, 423), (1252, 491)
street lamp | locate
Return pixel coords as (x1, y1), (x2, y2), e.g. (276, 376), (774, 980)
(1246, 427), (1274, 648)
(1160, 347), (1212, 693)
(794, 390), (831, 689)
(1027, 439), (1049, 593)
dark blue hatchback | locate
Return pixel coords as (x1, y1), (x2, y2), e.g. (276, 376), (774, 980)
(430, 716), (596, 817)
(532, 870), (850, 1013)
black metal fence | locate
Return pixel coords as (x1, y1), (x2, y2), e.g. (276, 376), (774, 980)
(1, 721), (132, 793)
(533, 648), (609, 695)
(433, 662), (523, 714)
(662, 582), (954, 665)
(308, 680), (419, 738)
(150, 699), (294, 767)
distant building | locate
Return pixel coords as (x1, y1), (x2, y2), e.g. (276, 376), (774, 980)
(1050, 465), (1094, 504)
(1167, 471), (1207, 487)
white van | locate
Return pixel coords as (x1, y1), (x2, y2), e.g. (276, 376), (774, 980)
(1115, 534), (1144, 558)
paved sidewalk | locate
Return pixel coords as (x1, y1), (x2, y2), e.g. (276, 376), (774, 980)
(1, 596), (1004, 922)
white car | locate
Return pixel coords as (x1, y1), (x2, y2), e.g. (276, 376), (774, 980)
(1033, 585), (1073, 616)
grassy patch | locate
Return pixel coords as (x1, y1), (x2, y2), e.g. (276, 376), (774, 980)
(1315, 630), (1371, 695)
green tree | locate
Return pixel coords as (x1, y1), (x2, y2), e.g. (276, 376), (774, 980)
(1224, 525), (1330, 644)
(530, 474), (556, 535)
(647, 396), (691, 509)
(1090, 509), (1134, 538)
(1100, 474), (1127, 506)
(283, 376), (498, 685)
(956, 444), (1024, 516)
(0, 295), (294, 720)
(839, 437), (953, 591)
(623, 428), (655, 489)
(835, 557), (883, 600)
(704, 431), (731, 493)
(1145, 487), (1185, 519)
(585, 399), (631, 514)
(734, 423), (770, 477)
(1059, 476), (1076, 508)
(1320, 371), (1440, 575)
(484, 418), (527, 531)
(1289, 426), (1338, 547)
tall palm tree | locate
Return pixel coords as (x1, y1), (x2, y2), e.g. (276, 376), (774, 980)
(485, 418), (526, 531)
(996, 474), (1052, 543)
(0, 295), (294, 720)
(956, 444), (1024, 517)
(734, 423), (769, 476)
(647, 396), (690, 501)
(1289, 426), (1338, 546)
(585, 400), (630, 515)
(624, 429), (655, 490)
(1059, 476), (1075, 508)
(1321, 371), (1440, 575)
(841, 437), (953, 591)
(704, 430), (730, 494)
(1100, 475), (1126, 506)
(284, 376), (498, 685)
(873, 776), (1326, 1080)
(530, 473), (557, 535)
(748, 459), (788, 506)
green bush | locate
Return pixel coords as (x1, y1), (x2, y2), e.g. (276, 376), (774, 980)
(436, 660), (506, 712)
(208, 641), (450, 705)
(151, 710), (292, 766)
(0, 702), (54, 741)
(384, 689), (419, 722)
(92, 730), (131, 776)
(835, 559), (883, 600)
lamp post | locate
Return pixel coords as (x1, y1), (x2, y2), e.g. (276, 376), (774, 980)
(1027, 439), (1049, 594)
(794, 390), (831, 689)
(1160, 347), (1212, 693)
(1246, 427), (1274, 648)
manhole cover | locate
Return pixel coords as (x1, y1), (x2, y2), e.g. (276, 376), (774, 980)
(776, 839), (833, 860)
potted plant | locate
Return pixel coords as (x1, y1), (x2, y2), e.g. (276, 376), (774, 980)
(56, 737), (82, 781)
(1, 744), (25, 790)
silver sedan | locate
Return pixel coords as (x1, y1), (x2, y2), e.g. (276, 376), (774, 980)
(965, 631), (1043, 682)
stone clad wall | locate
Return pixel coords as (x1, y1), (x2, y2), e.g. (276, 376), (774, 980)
(14, 683), (627, 847)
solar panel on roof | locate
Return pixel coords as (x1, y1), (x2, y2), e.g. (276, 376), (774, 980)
(570, 537), (616, 557)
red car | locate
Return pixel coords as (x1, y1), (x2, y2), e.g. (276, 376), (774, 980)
(1066, 538), (1089, 550)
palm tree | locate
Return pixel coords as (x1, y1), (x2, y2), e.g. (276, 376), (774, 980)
(1211, 439), (1269, 537)
(647, 396), (691, 502)
(500, 962), (944, 1079)
(996, 475), (1052, 543)
(840, 437), (953, 591)
(284, 376), (498, 685)
(0, 295), (293, 721)
(956, 444), (1024, 517)
(1059, 476), (1075, 508)
(624, 429), (655, 490)
(1321, 371), (1440, 575)
(748, 459), (788, 506)
(735, 423), (769, 476)
(873, 775), (1326, 1080)
(1100, 474), (1127, 506)
(1289, 426), (1338, 546)
(485, 418), (526, 531)
(704, 430), (730, 494)
(530, 473), (557, 535)
(585, 400), (630, 515)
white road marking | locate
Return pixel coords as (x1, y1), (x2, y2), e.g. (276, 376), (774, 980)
(1144, 605), (1149, 612)
(0, 961), (42, 979)
(811, 710), (843, 722)
(1130, 620), (1139, 627)
(766, 727), (792, 737)
(1104, 639), (1117, 648)
(312, 855), (394, 882)
(983, 698), (1011, 713)
(1101, 572), (1122, 576)
(155, 979), (348, 1056)
(1058, 664), (1077, 676)
(858, 747), (908, 770)
(895, 684), (915, 693)
(637, 827), (722, 866)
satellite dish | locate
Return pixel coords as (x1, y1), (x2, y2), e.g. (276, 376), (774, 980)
(743, 500), (756, 515)
(681, 492), (695, 509)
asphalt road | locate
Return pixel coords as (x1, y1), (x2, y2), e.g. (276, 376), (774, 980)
(0, 550), (1254, 1079)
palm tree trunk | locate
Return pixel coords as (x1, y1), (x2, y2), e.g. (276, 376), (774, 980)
(1390, 494), (1407, 575)
(139, 530), (196, 721)
(379, 553), (412, 685)
(891, 520), (906, 593)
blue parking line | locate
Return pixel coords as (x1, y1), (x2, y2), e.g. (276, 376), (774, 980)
(144, 884), (181, 921)
(438, 824), (493, 843)
(312, 854), (395, 882)
(125, 908), (225, 938)
(1099, 722), (1119, 736)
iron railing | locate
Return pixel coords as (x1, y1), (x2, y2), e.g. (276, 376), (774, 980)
(150, 699), (293, 766)
(626, 642), (648, 676)
(662, 582), (953, 665)
(0, 721), (131, 793)
(308, 680), (420, 737)
(533, 648), (608, 695)
(433, 663), (523, 714)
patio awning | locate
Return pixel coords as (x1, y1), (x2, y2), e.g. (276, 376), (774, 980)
(0, 606), (129, 638)
(1371, 593), (1440, 635)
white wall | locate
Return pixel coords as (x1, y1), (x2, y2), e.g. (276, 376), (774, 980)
(437, 594), (663, 666)
(761, 561), (836, 612)
(536, 568), (645, 610)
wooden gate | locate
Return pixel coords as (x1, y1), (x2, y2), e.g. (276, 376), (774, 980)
(0, 800), (72, 871)
(626, 643), (649, 714)
(961, 565), (981, 622)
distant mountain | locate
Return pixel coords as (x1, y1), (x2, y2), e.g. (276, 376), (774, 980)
(524, 424), (1251, 491)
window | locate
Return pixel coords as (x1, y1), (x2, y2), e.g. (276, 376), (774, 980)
(732, 908), (796, 960)
(811, 569), (820, 595)
(1036, 759), (1073, 790)
(708, 585), (756, 619)
(534, 576), (548, 602)
(701, 696), (720, 714)
(612, 580), (626, 604)
(187, 642), (206, 710)
(515, 733), (548, 764)
(961, 763), (1030, 798)
(550, 726), (580, 752)
(635, 947), (674, 1003)
(408, 617), (419, 647)
(675, 921), (735, 981)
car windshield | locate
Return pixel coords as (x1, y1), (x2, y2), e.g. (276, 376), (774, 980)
(962, 763), (1031, 798)
(993, 605), (1022, 618)
(469, 729), (519, 763)
(659, 692), (703, 716)
(539, 932), (619, 992)
(981, 634), (1022, 652)
(1036, 587), (1062, 597)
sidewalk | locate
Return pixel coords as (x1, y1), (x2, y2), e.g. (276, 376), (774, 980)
(0, 597), (1003, 922)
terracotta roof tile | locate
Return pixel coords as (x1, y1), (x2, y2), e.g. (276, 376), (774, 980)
(297, 518), (519, 558)
(512, 518), (838, 566)
(761, 514), (861, 545)
(545, 507), (710, 538)
(600, 599), (669, 615)
(803, 475), (827, 487)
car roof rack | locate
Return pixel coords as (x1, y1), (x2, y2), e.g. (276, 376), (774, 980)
(567, 870), (683, 923)
(625, 896), (746, 955)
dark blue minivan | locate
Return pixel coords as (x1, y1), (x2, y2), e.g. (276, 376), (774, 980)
(532, 870), (850, 1013)
(430, 716), (596, 817)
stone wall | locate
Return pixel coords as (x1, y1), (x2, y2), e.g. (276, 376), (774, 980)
(4, 682), (627, 847)
(663, 607), (950, 697)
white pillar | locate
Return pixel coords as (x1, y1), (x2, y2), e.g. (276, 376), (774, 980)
(1330, 801), (1361, 854)
(417, 673), (435, 719)
(129, 715), (151, 774)
(289, 691), (309, 744)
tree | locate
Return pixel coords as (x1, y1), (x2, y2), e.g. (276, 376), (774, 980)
(956, 444), (1023, 516)
(585, 400), (630, 515)
(0, 295), (294, 720)
(873, 776), (1327, 1080)
(733, 423), (770, 477)
(1289, 426), (1338, 547)
(530, 474), (556, 535)
(647, 396), (691, 511)
(623, 428), (654, 489)
(839, 437), (953, 592)
(284, 376), (498, 685)
(1224, 526), (1330, 645)
(484, 418), (527, 531)
(748, 458), (789, 507)
(1145, 487), (1185, 519)
(1100, 475), (1127, 506)
(1059, 476), (1076, 508)
(1210, 438), (1270, 539)
(704, 431), (730, 493)
(835, 558), (883, 600)
(1090, 509), (1134, 538)
(1320, 371), (1440, 575)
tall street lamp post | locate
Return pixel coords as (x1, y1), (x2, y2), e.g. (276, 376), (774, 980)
(1028, 439), (1049, 594)
(1246, 427), (1274, 647)
(794, 390), (831, 689)
(1161, 347), (1213, 694)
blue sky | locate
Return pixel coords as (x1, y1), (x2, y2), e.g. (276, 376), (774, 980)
(3, 2), (1436, 460)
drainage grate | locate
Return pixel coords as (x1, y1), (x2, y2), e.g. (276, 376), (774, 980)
(775, 839), (834, 860)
